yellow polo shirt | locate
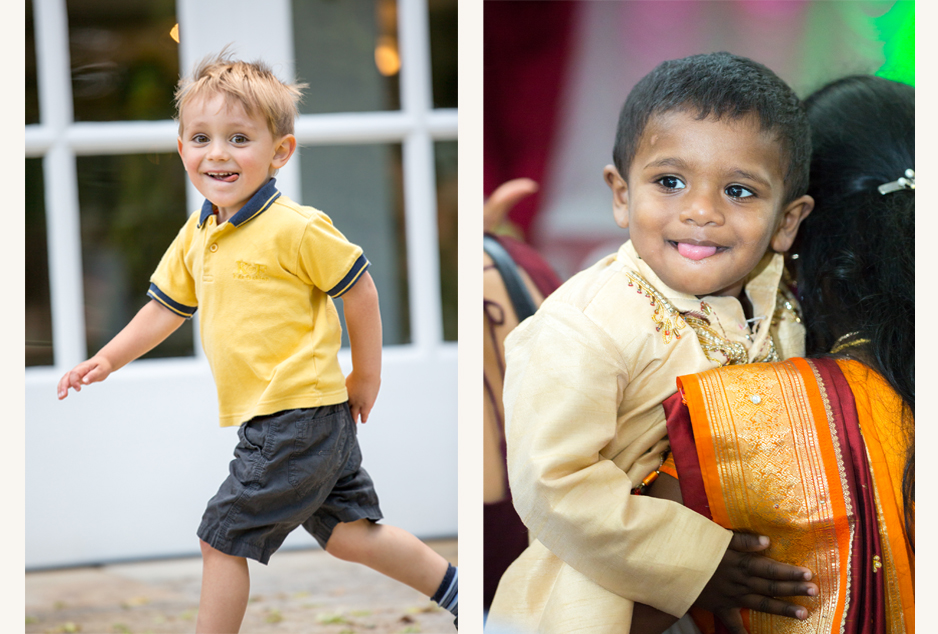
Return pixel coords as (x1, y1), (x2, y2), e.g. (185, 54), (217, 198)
(148, 179), (369, 427)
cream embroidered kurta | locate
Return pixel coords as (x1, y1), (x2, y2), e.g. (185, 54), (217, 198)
(487, 240), (804, 633)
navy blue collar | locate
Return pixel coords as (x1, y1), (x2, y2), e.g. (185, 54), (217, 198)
(197, 178), (281, 228)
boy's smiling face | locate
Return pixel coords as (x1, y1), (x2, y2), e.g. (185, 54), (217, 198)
(606, 110), (812, 298)
(177, 93), (295, 222)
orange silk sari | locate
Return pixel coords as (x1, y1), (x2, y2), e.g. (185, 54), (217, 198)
(667, 358), (913, 633)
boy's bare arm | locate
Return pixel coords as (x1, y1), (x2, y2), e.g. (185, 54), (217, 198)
(57, 300), (185, 399)
(341, 271), (382, 423)
(640, 473), (817, 634)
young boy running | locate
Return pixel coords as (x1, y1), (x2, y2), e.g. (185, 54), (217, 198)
(487, 53), (819, 634)
(57, 52), (457, 633)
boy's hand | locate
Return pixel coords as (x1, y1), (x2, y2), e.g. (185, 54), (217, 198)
(695, 532), (817, 634)
(346, 370), (380, 423)
(57, 356), (114, 399)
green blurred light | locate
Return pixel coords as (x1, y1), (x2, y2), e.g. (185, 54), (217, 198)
(874, 1), (914, 86)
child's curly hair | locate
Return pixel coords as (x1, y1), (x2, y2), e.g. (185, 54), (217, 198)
(174, 48), (306, 138)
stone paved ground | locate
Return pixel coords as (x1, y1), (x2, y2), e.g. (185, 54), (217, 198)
(26, 540), (457, 634)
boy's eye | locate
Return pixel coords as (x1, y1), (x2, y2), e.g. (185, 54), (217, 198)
(192, 134), (209, 143)
(231, 134), (249, 144)
(656, 176), (686, 191)
(725, 184), (755, 199)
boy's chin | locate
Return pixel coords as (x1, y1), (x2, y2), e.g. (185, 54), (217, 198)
(668, 278), (744, 299)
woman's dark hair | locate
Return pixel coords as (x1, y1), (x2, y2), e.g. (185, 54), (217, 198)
(794, 75), (914, 545)
(613, 52), (811, 204)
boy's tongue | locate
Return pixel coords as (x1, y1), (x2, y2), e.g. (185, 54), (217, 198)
(677, 242), (718, 260)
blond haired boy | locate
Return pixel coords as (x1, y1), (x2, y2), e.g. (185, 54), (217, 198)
(58, 52), (457, 632)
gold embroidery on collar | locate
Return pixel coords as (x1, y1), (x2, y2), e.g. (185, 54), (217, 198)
(625, 271), (686, 344)
(625, 270), (779, 365)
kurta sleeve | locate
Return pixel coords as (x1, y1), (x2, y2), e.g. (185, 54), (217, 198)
(503, 302), (732, 617)
(294, 209), (369, 297)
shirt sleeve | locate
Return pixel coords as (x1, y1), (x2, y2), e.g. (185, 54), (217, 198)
(295, 209), (369, 297)
(503, 302), (732, 616)
(148, 217), (198, 318)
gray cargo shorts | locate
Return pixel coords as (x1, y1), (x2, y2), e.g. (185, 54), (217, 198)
(197, 402), (383, 564)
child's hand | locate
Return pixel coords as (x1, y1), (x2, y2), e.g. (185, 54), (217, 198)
(694, 532), (817, 634)
(346, 370), (380, 423)
(57, 356), (114, 400)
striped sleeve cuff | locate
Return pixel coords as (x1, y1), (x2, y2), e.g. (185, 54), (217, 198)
(327, 255), (370, 298)
(147, 283), (197, 318)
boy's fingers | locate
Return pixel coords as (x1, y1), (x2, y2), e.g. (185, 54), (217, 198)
(729, 532), (769, 552)
(739, 594), (809, 621)
(744, 553), (813, 582)
(68, 370), (85, 391)
(747, 577), (817, 598)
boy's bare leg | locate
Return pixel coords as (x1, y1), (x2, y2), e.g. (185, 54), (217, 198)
(326, 518), (450, 596)
(196, 540), (251, 634)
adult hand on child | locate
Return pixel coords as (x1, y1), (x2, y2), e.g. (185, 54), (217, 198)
(694, 532), (817, 634)
(57, 356), (114, 399)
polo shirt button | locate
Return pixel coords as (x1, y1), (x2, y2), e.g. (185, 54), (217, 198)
(209, 243), (218, 252)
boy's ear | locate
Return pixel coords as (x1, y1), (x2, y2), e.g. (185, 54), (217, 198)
(771, 194), (814, 253)
(604, 165), (630, 229)
(177, 137), (184, 159)
(272, 134), (297, 169)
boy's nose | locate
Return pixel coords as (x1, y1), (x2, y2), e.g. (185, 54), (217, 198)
(206, 141), (229, 160)
(680, 190), (725, 226)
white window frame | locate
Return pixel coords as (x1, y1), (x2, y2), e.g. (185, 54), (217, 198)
(27, 0), (457, 370)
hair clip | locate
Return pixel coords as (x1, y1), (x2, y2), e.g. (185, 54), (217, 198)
(877, 169), (915, 195)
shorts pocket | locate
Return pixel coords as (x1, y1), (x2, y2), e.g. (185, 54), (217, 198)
(288, 410), (347, 498)
(241, 417), (272, 451)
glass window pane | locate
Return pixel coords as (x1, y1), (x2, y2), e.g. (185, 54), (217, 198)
(77, 152), (193, 359)
(428, 0), (457, 109)
(26, 158), (53, 367)
(67, 0), (179, 122)
(291, 0), (401, 114)
(26, 0), (40, 125)
(297, 144), (410, 345)
(435, 141), (457, 341)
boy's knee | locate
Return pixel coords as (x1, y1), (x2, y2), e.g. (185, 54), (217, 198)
(325, 519), (373, 563)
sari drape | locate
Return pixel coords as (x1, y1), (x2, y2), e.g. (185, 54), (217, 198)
(667, 357), (913, 633)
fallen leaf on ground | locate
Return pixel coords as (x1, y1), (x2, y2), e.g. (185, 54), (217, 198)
(121, 596), (149, 608)
(317, 613), (348, 624)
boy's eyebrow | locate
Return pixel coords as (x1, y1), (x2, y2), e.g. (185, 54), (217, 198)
(728, 169), (772, 189)
(643, 157), (688, 171)
(643, 158), (774, 189)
